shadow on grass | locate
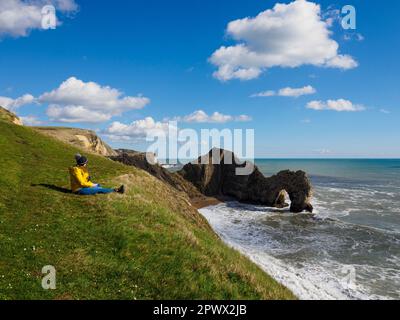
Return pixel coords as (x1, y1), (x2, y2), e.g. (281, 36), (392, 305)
(31, 183), (71, 194)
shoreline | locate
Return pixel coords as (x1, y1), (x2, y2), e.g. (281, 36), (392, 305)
(197, 203), (300, 300)
(190, 195), (239, 209)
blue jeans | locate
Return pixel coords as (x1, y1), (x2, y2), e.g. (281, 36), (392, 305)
(76, 185), (114, 195)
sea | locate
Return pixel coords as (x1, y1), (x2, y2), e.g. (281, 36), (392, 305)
(198, 159), (400, 300)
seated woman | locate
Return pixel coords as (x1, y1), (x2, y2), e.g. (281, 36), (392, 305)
(70, 154), (125, 195)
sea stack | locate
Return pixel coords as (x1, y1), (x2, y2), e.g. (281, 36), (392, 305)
(178, 148), (313, 213)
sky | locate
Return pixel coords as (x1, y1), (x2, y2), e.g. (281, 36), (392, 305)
(0, 0), (399, 158)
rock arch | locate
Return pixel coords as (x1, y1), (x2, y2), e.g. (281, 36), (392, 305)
(179, 148), (313, 213)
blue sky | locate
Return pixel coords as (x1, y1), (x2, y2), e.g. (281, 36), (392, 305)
(0, 0), (399, 158)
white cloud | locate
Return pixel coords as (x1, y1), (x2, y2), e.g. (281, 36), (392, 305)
(172, 110), (252, 123)
(0, 94), (35, 111)
(182, 110), (231, 123)
(104, 117), (175, 141)
(314, 148), (332, 155)
(1, 77), (150, 123)
(40, 77), (150, 123)
(380, 109), (390, 114)
(250, 90), (275, 98)
(20, 115), (43, 126)
(235, 114), (252, 122)
(322, 6), (340, 27)
(46, 105), (112, 123)
(53, 0), (78, 12)
(251, 85), (316, 98)
(307, 99), (365, 112)
(0, 0), (78, 38)
(279, 85), (316, 97)
(210, 0), (358, 81)
(103, 112), (252, 142)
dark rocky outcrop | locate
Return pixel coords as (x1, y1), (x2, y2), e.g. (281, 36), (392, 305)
(110, 149), (203, 199)
(178, 148), (313, 213)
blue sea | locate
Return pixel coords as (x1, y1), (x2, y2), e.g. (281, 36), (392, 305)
(199, 159), (400, 300)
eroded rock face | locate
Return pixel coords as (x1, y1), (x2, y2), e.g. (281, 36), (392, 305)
(110, 149), (203, 199)
(33, 127), (117, 156)
(178, 148), (313, 213)
(74, 133), (115, 156)
(0, 106), (23, 125)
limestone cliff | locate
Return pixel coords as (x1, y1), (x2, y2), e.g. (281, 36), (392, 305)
(0, 106), (23, 126)
(33, 127), (117, 156)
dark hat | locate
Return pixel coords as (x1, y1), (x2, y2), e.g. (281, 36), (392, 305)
(76, 155), (88, 166)
(74, 153), (82, 162)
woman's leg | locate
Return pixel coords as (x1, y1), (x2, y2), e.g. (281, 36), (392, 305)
(77, 186), (115, 195)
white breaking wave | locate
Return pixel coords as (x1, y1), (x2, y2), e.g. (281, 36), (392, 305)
(199, 202), (399, 300)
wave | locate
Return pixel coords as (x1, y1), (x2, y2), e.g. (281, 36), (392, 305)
(199, 202), (400, 300)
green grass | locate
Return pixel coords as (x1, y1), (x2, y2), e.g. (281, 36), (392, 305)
(0, 120), (295, 300)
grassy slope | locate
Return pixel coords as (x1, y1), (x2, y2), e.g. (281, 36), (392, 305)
(0, 120), (295, 300)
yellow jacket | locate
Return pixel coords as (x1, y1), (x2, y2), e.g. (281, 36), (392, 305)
(69, 166), (94, 192)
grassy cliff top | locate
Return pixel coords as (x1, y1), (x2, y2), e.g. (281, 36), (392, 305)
(0, 119), (295, 299)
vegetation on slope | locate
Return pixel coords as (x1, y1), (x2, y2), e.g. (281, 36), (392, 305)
(0, 119), (295, 300)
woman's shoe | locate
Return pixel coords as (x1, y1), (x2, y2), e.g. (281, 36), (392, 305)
(115, 185), (125, 194)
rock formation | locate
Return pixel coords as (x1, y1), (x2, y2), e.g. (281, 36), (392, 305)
(110, 149), (203, 199)
(1, 107), (312, 213)
(33, 127), (117, 156)
(178, 148), (313, 213)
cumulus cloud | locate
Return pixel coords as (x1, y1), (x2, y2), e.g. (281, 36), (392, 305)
(180, 110), (231, 123)
(0, 94), (35, 111)
(171, 110), (252, 123)
(306, 99), (365, 112)
(0, 0), (78, 38)
(209, 0), (358, 81)
(46, 105), (112, 123)
(20, 115), (43, 126)
(104, 111), (252, 142)
(321, 6), (340, 27)
(39, 77), (150, 123)
(251, 85), (316, 98)
(104, 117), (175, 141)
